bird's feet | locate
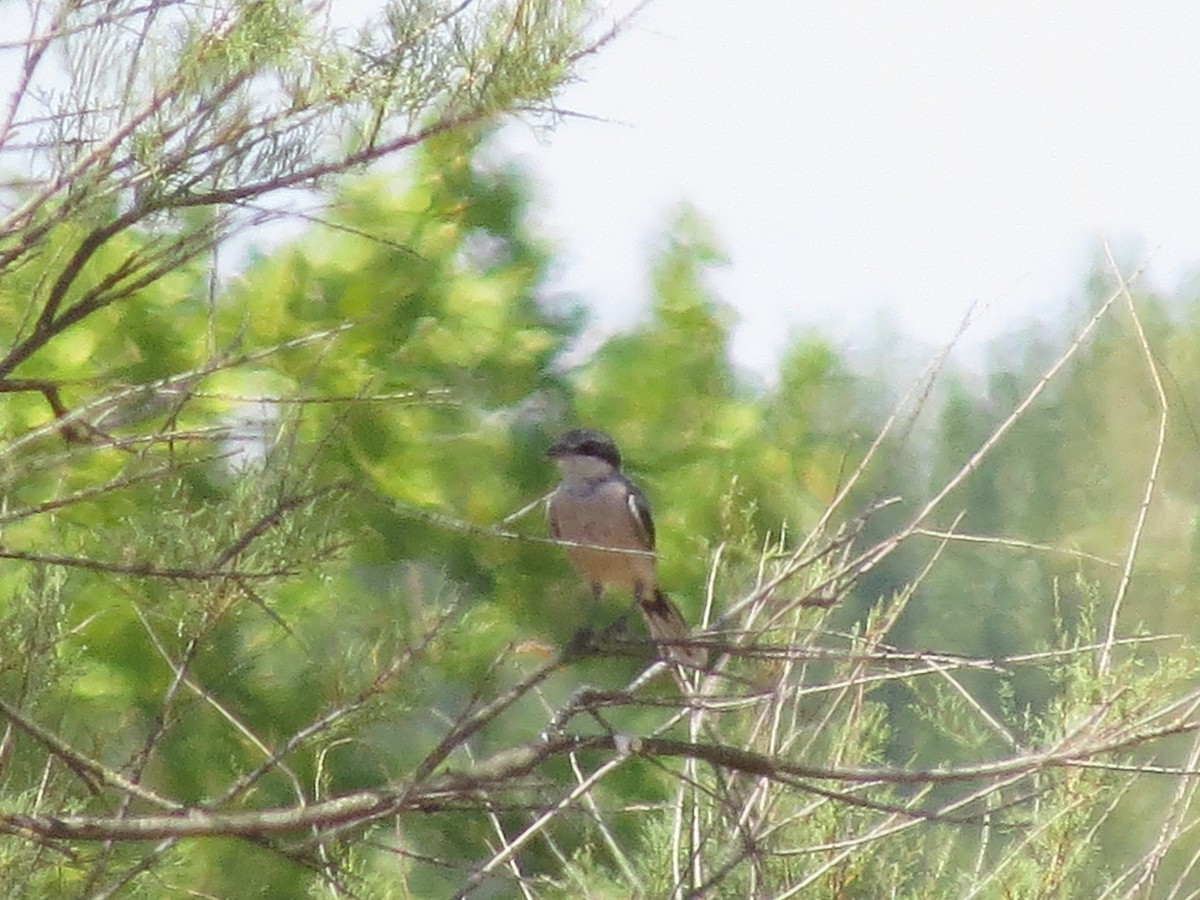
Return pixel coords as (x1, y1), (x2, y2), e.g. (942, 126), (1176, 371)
(562, 613), (631, 661)
(562, 626), (597, 661)
(597, 611), (630, 640)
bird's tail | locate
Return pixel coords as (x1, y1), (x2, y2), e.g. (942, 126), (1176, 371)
(639, 589), (707, 668)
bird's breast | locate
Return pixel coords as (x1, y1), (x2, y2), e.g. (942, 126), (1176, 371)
(548, 481), (656, 589)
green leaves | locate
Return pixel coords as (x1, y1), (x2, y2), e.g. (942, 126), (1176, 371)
(8, 3), (1200, 890)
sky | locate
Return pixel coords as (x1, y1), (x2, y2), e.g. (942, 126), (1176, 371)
(500, 1), (1200, 375)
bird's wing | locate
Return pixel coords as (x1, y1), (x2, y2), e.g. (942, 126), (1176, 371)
(545, 493), (561, 539)
(625, 481), (657, 550)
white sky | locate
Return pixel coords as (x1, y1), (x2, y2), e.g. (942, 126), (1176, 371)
(501, 1), (1200, 374)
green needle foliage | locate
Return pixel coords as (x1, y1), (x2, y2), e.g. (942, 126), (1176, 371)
(5, 2), (1200, 897)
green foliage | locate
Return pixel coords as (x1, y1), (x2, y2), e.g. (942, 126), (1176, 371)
(0, 4), (669, 898)
(7, 2), (1200, 890)
(7, 132), (1200, 895)
(0, 114), (882, 891)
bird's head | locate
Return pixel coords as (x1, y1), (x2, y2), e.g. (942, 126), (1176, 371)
(546, 428), (622, 479)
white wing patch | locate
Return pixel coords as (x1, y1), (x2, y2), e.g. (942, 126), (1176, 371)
(627, 492), (655, 549)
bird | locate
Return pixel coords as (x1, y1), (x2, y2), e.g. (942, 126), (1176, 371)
(545, 428), (706, 667)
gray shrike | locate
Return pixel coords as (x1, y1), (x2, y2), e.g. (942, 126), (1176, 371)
(545, 428), (706, 667)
